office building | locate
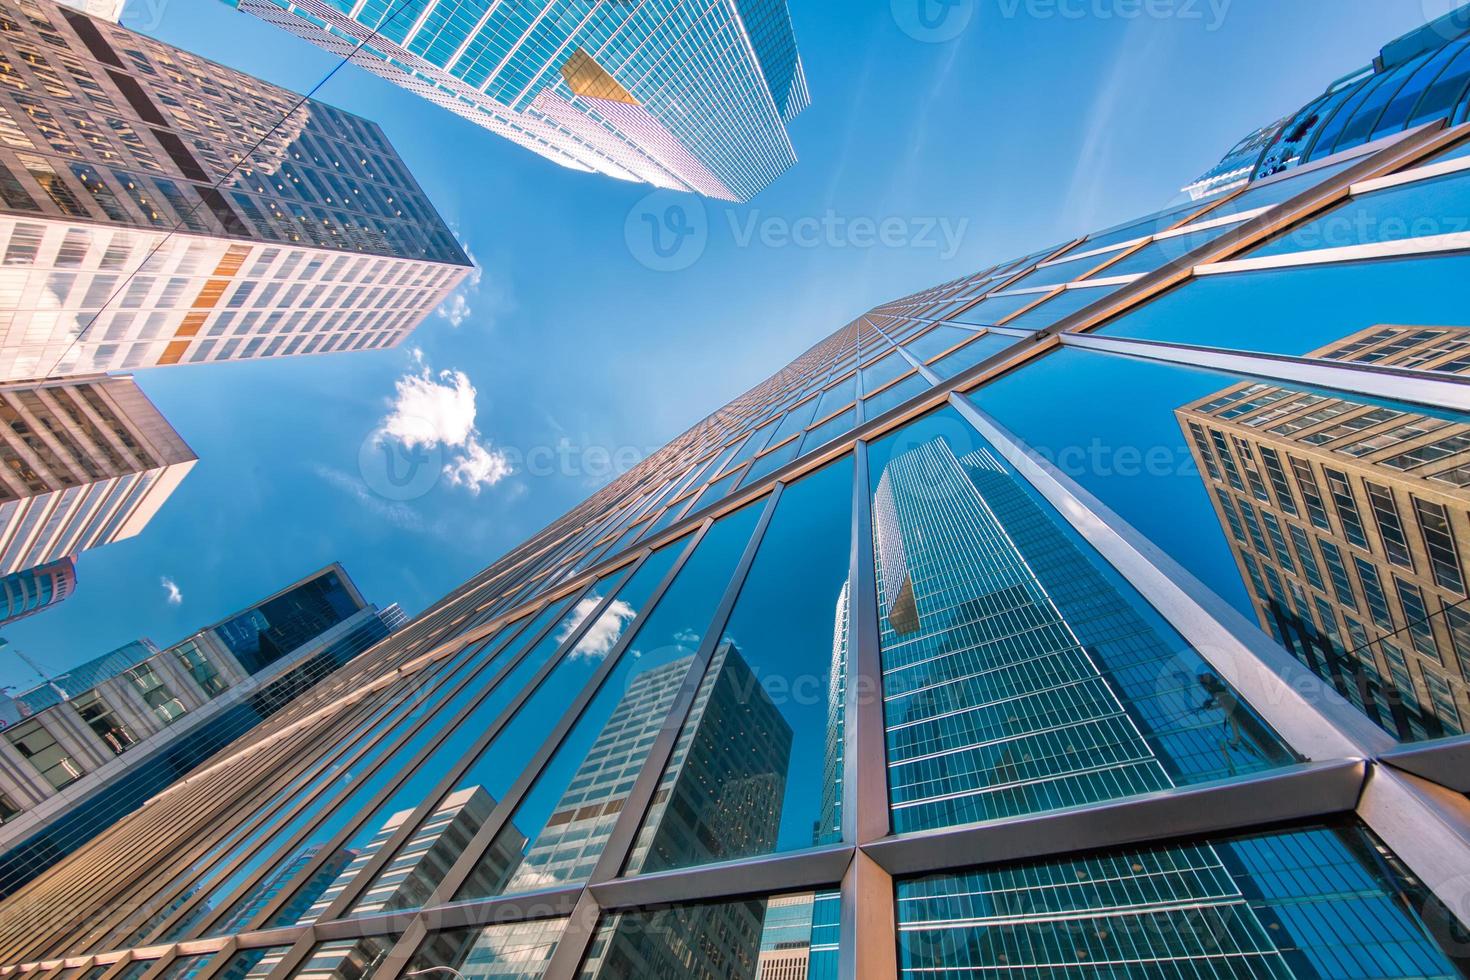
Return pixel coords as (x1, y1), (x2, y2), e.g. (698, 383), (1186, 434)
(0, 557), (73, 627)
(0, 375), (195, 576)
(52, 0), (121, 21)
(0, 0), (472, 382)
(4, 6), (1470, 979)
(1180, 324), (1470, 742)
(0, 564), (401, 897)
(222, 0), (807, 201)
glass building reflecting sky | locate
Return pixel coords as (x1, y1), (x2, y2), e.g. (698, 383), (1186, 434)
(221, 0), (807, 201)
(6, 5), (1470, 980)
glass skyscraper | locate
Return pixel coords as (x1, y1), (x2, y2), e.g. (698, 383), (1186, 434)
(220, 0), (808, 201)
(0, 0), (472, 382)
(6, 6), (1470, 980)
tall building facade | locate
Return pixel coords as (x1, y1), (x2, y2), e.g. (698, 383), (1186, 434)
(0, 0), (472, 382)
(0, 374), (194, 575)
(0, 556), (72, 626)
(0, 564), (401, 897)
(4, 7), (1470, 980)
(221, 0), (808, 201)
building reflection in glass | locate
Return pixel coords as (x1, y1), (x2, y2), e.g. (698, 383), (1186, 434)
(1178, 324), (1470, 740)
(869, 415), (1291, 834)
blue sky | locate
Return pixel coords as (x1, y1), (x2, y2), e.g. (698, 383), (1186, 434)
(0, 0), (1459, 691)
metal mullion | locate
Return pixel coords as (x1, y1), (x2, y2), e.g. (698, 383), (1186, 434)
(7, 717), (343, 965)
(379, 529), (709, 971)
(1381, 736), (1470, 791)
(172, 621), (543, 942)
(131, 948), (178, 980)
(80, 678), (417, 952)
(255, 929), (317, 980)
(1058, 332), (1470, 413)
(72, 680), (406, 955)
(1356, 764), (1470, 930)
(584, 846), (854, 912)
(863, 760), (1364, 878)
(182, 601), (565, 940)
(537, 487), (784, 980)
(83, 669), (434, 952)
(90, 952), (136, 980)
(841, 439), (895, 980)
(178, 938), (236, 980)
(299, 569), (645, 926)
(839, 851), (897, 980)
(947, 391), (1390, 760)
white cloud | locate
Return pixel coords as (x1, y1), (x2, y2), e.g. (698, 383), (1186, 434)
(160, 576), (183, 606)
(438, 292), (472, 328)
(435, 241), (513, 330)
(559, 596), (637, 662)
(375, 355), (512, 495)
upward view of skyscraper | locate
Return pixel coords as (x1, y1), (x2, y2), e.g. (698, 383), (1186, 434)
(221, 0), (808, 201)
(0, 0), (472, 382)
(3, 5), (1470, 980)
(0, 556), (72, 627)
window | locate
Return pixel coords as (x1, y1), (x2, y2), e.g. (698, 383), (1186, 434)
(174, 641), (228, 697)
(1414, 498), (1467, 594)
(4, 719), (84, 790)
(0, 792), (21, 823)
(1363, 482), (1414, 569)
(72, 691), (139, 755)
(127, 663), (186, 725)
(1324, 468), (1370, 550)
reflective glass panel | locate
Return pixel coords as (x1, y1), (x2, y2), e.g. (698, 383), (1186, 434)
(341, 542), (688, 915)
(406, 919), (565, 979)
(1087, 222), (1235, 278)
(951, 290), (1041, 327)
(802, 407), (857, 455)
(285, 934), (399, 979)
(861, 352), (907, 395)
(1249, 168), (1470, 258)
(624, 457), (853, 875)
(978, 346), (1470, 742)
(905, 324), (975, 363)
(1080, 200), (1207, 253)
(207, 945), (292, 979)
(867, 406), (1292, 833)
(1004, 253), (1102, 291)
(1207, 156), (1364, 218)
(928, 333), (1021, 381)
(1097, 253), (1470, 356)
(577, 890), (840, 979)
(896, 821), (1468, 979)
(864, 372), (930, 420)
(1002, 284), (1122, 332)
(456, 502), (765, 900)
(739, 436), (801, 489)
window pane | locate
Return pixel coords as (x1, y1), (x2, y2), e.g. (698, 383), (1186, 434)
(950, 290), (1040, 327)
(578, 890), (840, 979)
(334, 544), (688, 918)
(905, 324), (975, 363)
(285, 934), (399, 979)
(1097, 253), (1470, 356)
(977, 346), (1470, 742)
(455, 502), (766, 901)
(1250, 168), (1470, 259)
(868, 406), (1291, 834)
(624, 456), (853, 876)
(928, 333), (1023, 381)
(407, 919), (564, 979)
(896, 822), (1467, 979)
(1001, 284), (1123, 332)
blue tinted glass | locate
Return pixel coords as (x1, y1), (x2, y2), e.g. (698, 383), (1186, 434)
(1001, 284), (1121, 331)
(861, 352), (907, 394)
(1250, 168), (1470, 258)
(624, 457), (854, 875)
(407, 918), (564, 979)
(739, 436), (801, 488)
(456, 503), (765, 900)
(577, 890), (840, 980)
(1209, 156), (1364, 218)
(1003, 253), (1101, 291)
(867, 406), (1290, 833)
(897, 822), (1467, 978)
(1089, 222), (1234, 278)
(950, 290), (1040, 327)
(977, 346), (1470, 742)
(332, 551), (685, 917)
(1097, 253), (1470, 355)
(928, 334), (1020, 381)
(904, 324), (975, 363)
(802, 407), (857, 455)
(863, 372), (929, 420)
(1081, 200), (1206, 252)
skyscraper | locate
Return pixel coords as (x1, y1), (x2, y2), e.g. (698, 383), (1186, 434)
(0, 375), (195, 576)
(0, 0), (473, 381)
(0, 556), (73, 626)
(221, 0), (808, 201)
(3, 6), (1470, 978)
(1180, 324), (1470, 741)
(0, 564), (401, 895)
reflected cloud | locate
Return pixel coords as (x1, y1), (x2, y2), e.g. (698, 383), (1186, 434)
(561, 596), (637, 661)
